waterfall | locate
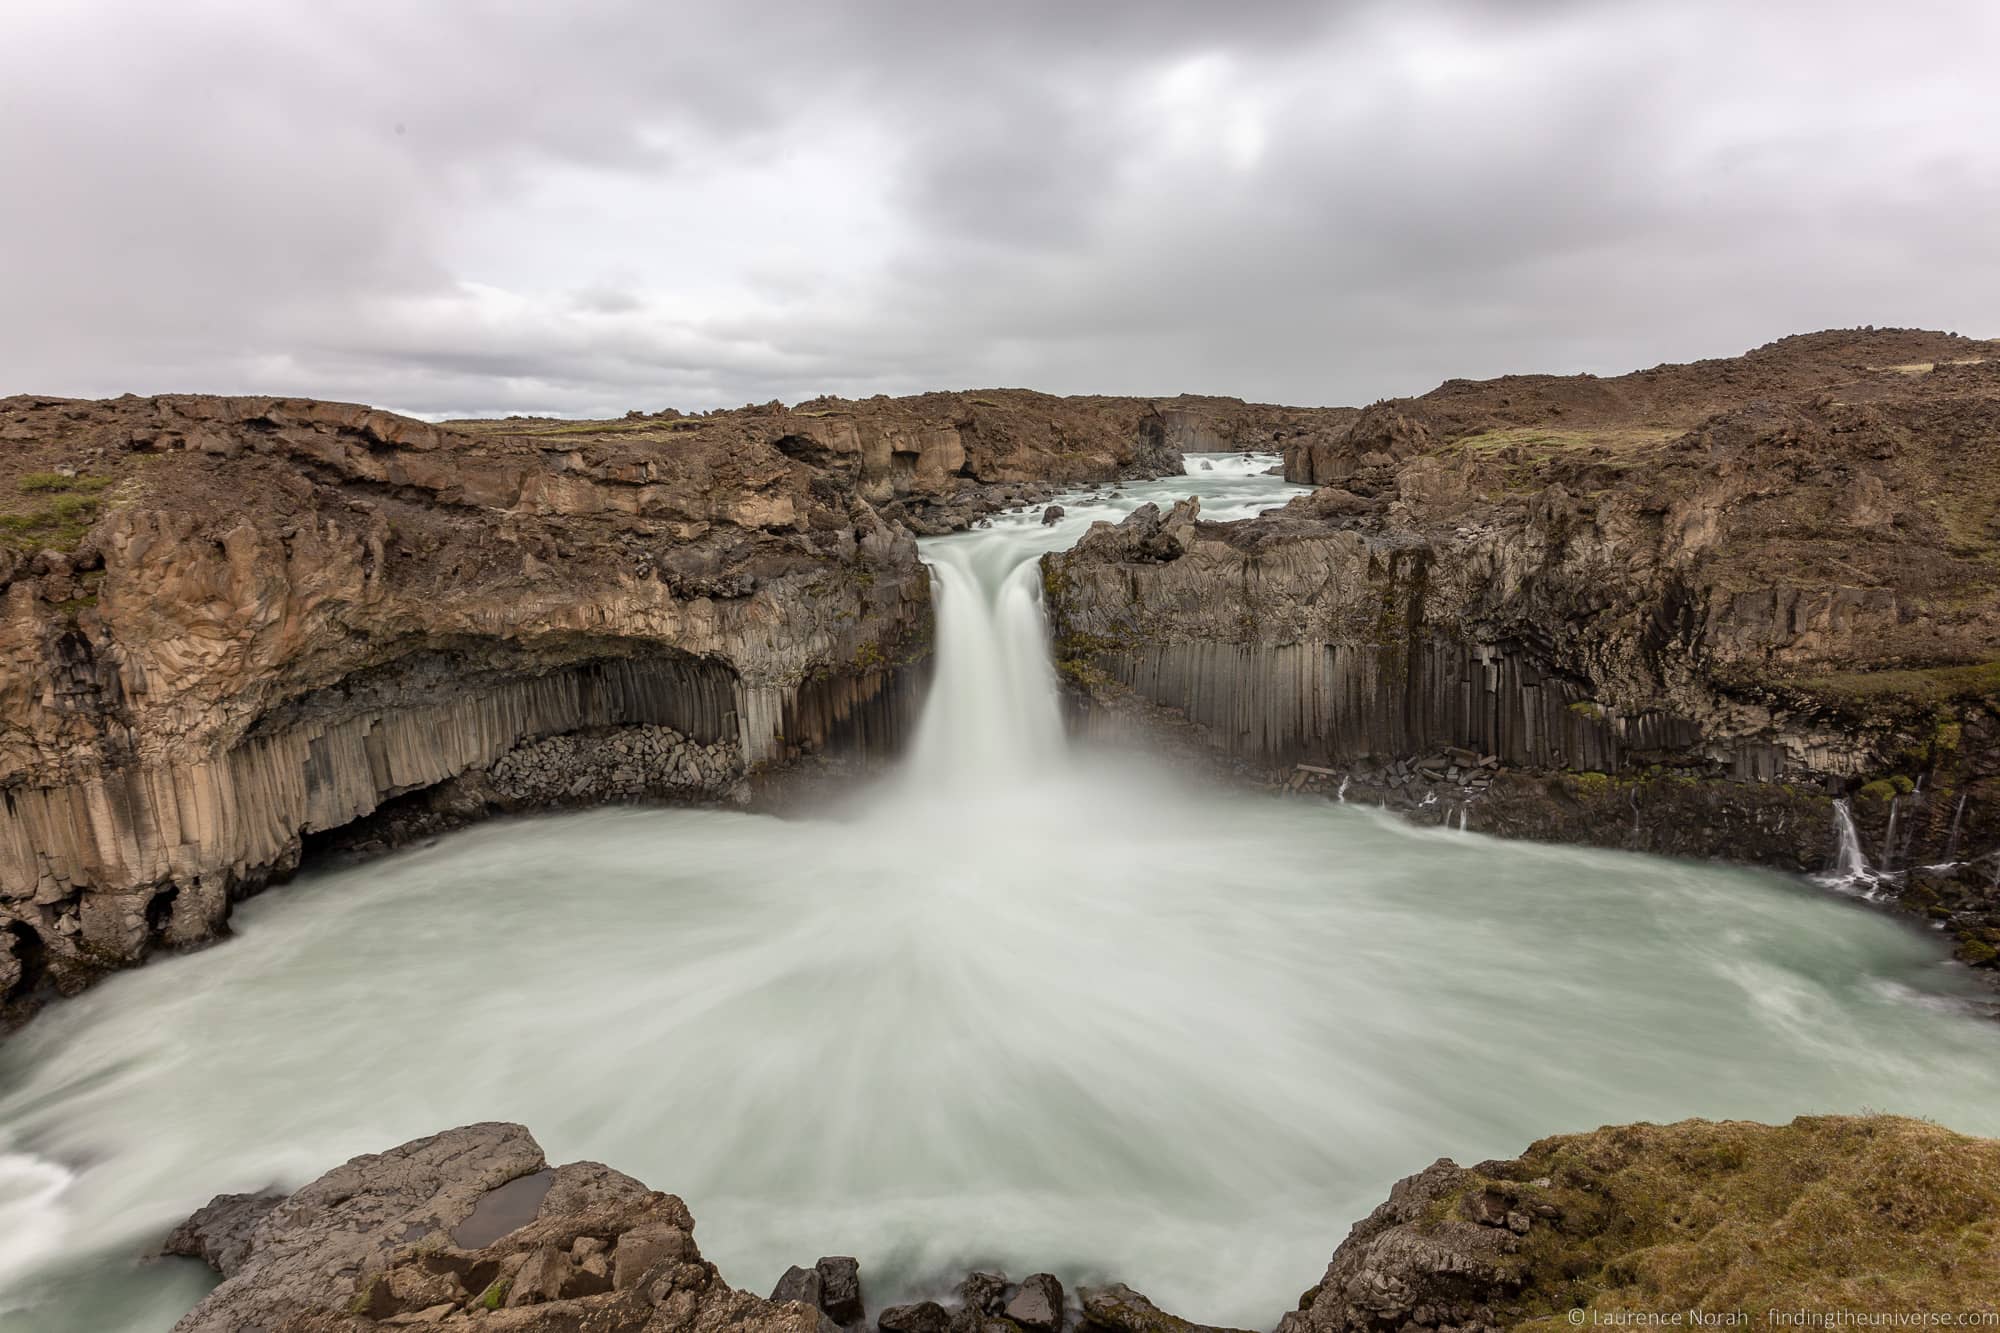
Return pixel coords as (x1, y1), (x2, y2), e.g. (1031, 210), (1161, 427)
(1817, 798), (1885, 898)
(1946, 793), (1967, 862)
(25, 453), (2000, 1333)
(898, 541), (1068, 793)
(1881, 795), (1900, 871)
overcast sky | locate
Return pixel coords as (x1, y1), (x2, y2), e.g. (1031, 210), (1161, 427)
(3, 1), (1996, 418)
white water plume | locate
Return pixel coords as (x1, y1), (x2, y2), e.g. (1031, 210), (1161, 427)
(898, 547), (1066, 792)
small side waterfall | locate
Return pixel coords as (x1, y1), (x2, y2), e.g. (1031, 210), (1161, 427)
(1816, 799), (1886, 898)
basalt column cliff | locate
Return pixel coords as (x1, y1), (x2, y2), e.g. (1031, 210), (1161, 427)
(1046, 330), (2000, 968)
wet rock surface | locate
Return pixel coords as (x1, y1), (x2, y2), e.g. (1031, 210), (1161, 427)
(0, 393), (939, 1024)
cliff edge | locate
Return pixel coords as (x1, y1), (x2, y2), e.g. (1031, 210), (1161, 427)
(1046, 329), (2000, 967)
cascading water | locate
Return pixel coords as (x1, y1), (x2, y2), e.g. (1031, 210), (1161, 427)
(7, 456), (2000, 1333)
(1817, 798), (1884, 897)
(898, 542), (1066, 790)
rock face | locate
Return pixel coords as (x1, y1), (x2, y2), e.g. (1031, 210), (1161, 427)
(468, 390), (1350, 536)
(1282, 1115), (2000, 1332)
(0, 393), (937, 1022)
(1045, 329), (2000, 966)
(164, 1122), (833, 1333)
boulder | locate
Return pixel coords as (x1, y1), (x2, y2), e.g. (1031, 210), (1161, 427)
(1072, 496), (1200, 564)
(956, 1270), (1008, 1314)
(879, 1300), (952, 1333)
(160, 1190), (284, 1278)
(771, 1264), (824, 1306)
(1002, 1272), (1064, 1332)
(816, 1255), (866, 1324)
(164, 1122), (833, 1333)
(1274, 1159), (1515, 1333)
(1078, 1282), (1253, 1333)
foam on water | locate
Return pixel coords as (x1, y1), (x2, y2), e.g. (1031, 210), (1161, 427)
(0, 1153), (74, 1302)
(4, 456), (2000, 1330)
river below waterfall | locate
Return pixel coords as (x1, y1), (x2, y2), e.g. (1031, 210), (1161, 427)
(6, 455), (2000, 1331)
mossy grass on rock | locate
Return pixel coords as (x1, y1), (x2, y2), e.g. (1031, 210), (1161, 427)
(1283, 1115), (2000, 1333)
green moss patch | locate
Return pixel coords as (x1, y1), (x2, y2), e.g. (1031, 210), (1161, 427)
(1788, 661), (2000, 707)
(1465, 1116), (2000, 1328)
(19, 472), (113, 494)
(1452, 426), (1681, 456)
(2, 472), (116, 551)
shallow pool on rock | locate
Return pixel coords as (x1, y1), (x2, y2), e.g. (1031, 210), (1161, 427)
(5, 458), (2000, 1330)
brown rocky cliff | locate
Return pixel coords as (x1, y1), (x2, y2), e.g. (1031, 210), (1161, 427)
(1046, 330), (2000, 966)
(0, 385), (1360, 1021)
(0, 393), (944, 1018)
(468, 388), (1355, 531)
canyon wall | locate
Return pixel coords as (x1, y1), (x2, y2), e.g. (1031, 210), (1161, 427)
(1047, 330), (2000, 968)
(0, 394), (943, 1015)
(0, 384), (1357, 1019)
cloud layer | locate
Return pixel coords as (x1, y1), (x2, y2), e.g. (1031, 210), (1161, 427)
(4, 1), (1996, 417)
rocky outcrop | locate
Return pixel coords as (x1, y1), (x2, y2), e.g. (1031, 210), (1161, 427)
(468, 391), (1356, 536)
(163, 1122), (833, 1333)
(162, 1117), (2000, 1332)
(160, 1121), (1227, 1333)
(1281, 1115), (2000, 1332)
(1045, 329), (2000, 967)
(0, 393), (947, 1021)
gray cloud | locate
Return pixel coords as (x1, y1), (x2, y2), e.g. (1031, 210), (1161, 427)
(2, 0), (1995, 418)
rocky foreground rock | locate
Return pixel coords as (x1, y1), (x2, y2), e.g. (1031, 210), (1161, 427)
(163, 1122), (827, 1333)
(1045, 328), (2000, 968)
(158, 1121), (1245, 1333)
(160, 1116), (2000, 1332)
(1283, 1115), (2000, 1331)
